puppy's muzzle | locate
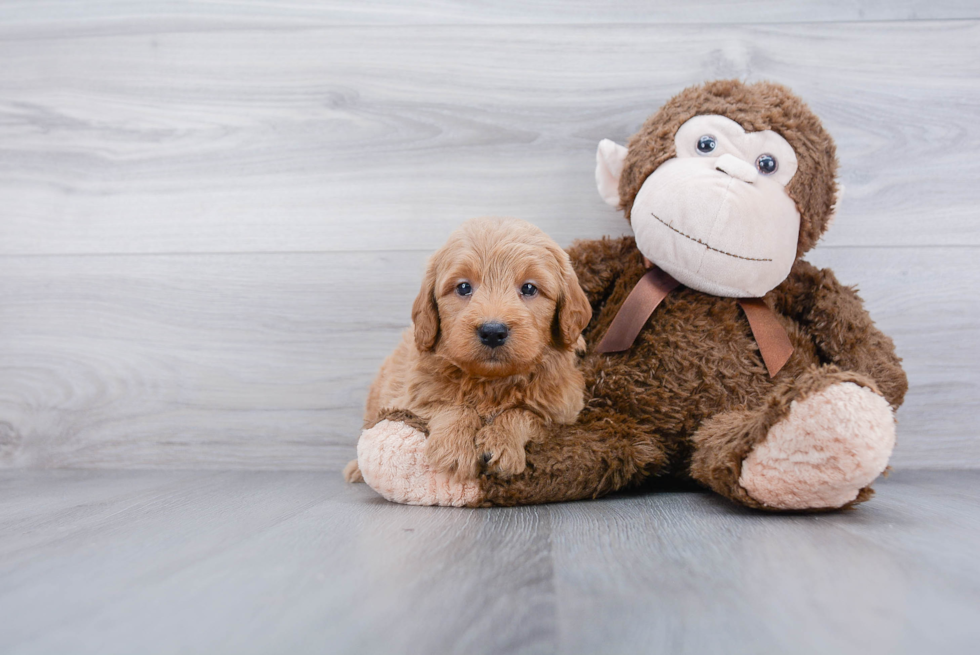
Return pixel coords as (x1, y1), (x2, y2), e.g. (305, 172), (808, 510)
(477, 322), (509, 349)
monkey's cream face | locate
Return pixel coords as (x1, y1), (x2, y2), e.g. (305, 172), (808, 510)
(630, 115), (800, 297)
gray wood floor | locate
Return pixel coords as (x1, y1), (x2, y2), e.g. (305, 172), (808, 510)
(2, 2), (979, 471)
(0, 469), (977, 655)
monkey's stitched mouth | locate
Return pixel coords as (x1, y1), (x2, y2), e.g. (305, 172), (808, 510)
(650, 213), (772, 262)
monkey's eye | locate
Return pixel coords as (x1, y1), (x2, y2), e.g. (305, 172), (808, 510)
(696, 135), (717, 155)
(455, 282), (473, 297)
(520, 283), (538, 297)
(756, 154), (777, 175)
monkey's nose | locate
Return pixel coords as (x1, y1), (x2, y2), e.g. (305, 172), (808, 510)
(478, 322), (509, 348)
(715, 153), (758, 183)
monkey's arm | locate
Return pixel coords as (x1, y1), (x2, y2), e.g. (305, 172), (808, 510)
(480, 401), (667, 506)
(566, 235), (640, 309)
(771, 260), (908, 408)
(352, 403), (664, 506)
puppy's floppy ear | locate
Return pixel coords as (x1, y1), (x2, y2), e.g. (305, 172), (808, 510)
(412, 254), (441, 352)
(552, 251), (593, 349)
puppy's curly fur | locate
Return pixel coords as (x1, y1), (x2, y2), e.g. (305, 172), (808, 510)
(344, 217), (592, 482)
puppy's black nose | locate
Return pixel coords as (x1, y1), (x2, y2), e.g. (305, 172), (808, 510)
(478, 322), (509, 348)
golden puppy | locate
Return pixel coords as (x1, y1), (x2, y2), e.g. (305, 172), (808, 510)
(344, 217), (592, 482)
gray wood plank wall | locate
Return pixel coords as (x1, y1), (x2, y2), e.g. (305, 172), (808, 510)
(1, 1), (978, 470)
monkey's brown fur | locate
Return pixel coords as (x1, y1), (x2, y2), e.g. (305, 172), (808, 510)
(476, 235), (907, 507)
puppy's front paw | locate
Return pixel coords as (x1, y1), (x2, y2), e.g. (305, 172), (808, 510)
(476, 424), (527, 478)
(425, 427), (480, 480)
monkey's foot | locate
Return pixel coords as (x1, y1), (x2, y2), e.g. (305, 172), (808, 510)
(739, 382), (896, 510)
(357, 420), (482, 507)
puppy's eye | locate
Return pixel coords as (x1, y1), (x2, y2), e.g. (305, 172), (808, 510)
(696, 135), (717, 155)
(455, 282), (473, 297)
(520, 283), (538, 297)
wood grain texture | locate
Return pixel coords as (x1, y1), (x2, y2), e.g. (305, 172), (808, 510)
(1, 1), (978, 27)
(0, 251), (406, 470)
(0, 470), (977, 654)
(1, 21), (979, 254)
(1, 247), (976, 470)
(0, 4), (976, 470)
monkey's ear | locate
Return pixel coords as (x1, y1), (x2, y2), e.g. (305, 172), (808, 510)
(412, 257), (440, 352)
(595, 139), (628, 208)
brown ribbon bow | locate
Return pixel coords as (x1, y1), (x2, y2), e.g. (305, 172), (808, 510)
(596, 263), (794, 378)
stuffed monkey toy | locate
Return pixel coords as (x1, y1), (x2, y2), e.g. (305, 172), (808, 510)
(352, 80), (908, 511)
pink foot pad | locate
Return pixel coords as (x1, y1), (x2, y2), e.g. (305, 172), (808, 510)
(357, 420), (482, 507)
(739, 382), (896, 510)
